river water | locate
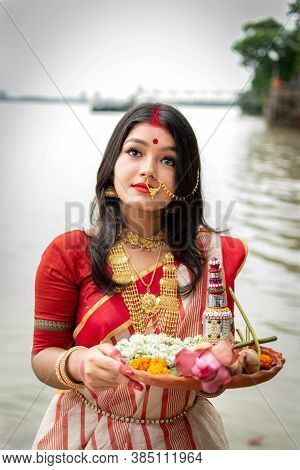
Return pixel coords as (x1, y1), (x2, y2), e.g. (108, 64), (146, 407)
(0, 102), (299, 449)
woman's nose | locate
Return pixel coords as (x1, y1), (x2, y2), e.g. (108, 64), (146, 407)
(140, 161), (156, 178)
(141, 169), (154, 178)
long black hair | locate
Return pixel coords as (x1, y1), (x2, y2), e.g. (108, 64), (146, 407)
(84, 102), (226, 299)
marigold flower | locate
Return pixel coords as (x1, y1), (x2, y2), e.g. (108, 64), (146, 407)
(259, 353), (273, 370)
(149, 358), (168, 367)
(147, 358), (172, 375)
(129, 356), (173, 375)
(147, 364), (172, 375)
(129, 357), (151, 371)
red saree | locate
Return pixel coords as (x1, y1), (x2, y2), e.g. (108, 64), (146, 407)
(31, 228), (247, 450)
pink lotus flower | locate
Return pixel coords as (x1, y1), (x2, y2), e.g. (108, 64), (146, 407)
(173, 349), (201, 377)
(212, 340), (236, 366)
(201, 365), (232, 393)
(191, 352), (221, 380)
(174, 340), (235, 393)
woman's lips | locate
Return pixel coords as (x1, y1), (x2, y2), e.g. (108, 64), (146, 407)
(132, 185), (149, 193)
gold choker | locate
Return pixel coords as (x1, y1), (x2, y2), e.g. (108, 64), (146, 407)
(117, 226), (167, 251)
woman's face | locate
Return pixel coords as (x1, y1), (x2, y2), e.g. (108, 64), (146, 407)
(114, 122), (178, 212)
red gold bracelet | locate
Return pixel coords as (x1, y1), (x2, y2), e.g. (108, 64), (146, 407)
(55, 346), (87, 390)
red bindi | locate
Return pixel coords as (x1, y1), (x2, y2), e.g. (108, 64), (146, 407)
(153, 138), (158, 144)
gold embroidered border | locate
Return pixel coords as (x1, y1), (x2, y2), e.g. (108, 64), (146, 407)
(34, 318), (74, 331)
(100, 319), (132, 344)
(73, 295), (111, 339)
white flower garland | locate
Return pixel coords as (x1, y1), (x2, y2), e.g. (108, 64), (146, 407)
(117, 333), (204, 374)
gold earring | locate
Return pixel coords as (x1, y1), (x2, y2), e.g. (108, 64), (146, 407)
(104, 185), (119, 198)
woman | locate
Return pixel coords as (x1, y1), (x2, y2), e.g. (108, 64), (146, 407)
(31, 102), (249, 450)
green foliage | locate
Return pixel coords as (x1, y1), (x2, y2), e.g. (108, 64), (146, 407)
(288, 0), (300, 16)
(232, 0), (300, 114)
(236, 90), (265, 115)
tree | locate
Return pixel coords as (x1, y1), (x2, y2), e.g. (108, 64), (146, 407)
(286, 0), (300, 77)
(232, 1), (300, 114)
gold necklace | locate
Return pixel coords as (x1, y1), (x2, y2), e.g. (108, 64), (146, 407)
(117, 226), (166, 250)
(108, 242), (180, 336)
(121, 242), (162, 315)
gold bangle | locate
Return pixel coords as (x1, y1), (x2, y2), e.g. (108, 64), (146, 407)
(55, 350), (69, 387)
(59, 346), (87, 389)
(196, 386), (226, 398)
(56, 346), (87, 390)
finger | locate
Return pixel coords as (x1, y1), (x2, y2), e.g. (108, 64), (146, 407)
(94, 345), (126, 369)
(90, 364), (141, 389)
(97, 343), (121, 359)
(91, 366), (120, 383)
(81, 354), (117, 382)
(92, 345), (143, 390)
(98, 343), (126, 364)
(116, 364), (144, 390)
(110, 348), (126, 364)
(92, 348), (122, 371)
(126, 378), (144, 391)
(119, 363), (133, 376)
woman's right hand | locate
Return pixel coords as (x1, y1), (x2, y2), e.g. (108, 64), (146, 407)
(66, 343), (144, 392)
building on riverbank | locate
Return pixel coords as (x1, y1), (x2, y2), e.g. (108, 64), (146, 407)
(264, 76), (300, 129)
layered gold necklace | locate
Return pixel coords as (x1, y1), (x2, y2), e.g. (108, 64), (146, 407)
(122, 242), (163, 316)
(108, 228), (180, 336)
(116, 226), (167, 251)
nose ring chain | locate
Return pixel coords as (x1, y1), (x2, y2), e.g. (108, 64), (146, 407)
(145, 169), (200, 201)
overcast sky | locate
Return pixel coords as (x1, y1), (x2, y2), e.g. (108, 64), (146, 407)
(0, 0), (291, 99)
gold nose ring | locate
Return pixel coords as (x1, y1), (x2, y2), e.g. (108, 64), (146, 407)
(145, 175), (162, 200)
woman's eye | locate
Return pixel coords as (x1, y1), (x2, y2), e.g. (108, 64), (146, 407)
(125, 147), (175, 167)
(126, 147), (141, 157)
(162, 157), (176, 167)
